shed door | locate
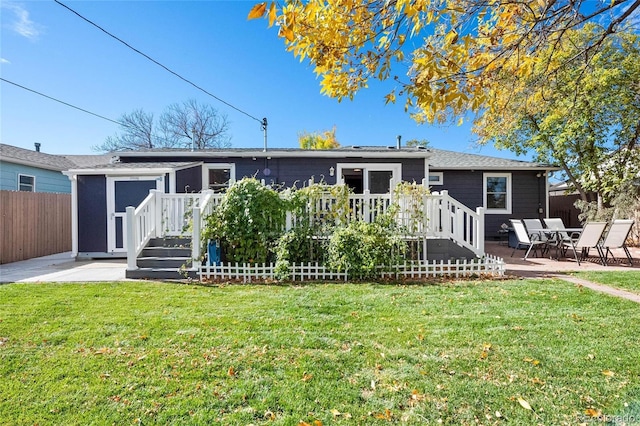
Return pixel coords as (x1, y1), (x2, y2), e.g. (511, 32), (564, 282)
(106, 176), (163, 253)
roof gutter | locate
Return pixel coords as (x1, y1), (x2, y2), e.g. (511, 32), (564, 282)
(115, 149), (431, 160)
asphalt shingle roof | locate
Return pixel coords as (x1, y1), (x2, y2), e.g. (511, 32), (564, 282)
(0, 143), (77, 171)
(427, 148), (551, 169)
(1, 144), (553, 172)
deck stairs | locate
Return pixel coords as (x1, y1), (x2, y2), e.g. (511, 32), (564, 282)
(125, 237), (197, 280)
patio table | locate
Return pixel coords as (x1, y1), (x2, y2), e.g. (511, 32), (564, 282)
(528, 227), (583, 259)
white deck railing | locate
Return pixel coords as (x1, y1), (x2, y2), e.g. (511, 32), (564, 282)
(426, 190), (485, 256)
(126, 190), (157, 269)
(126, 189), (485, 271)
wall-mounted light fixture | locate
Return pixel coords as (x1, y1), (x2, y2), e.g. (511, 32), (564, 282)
(329, 166), (335, 177)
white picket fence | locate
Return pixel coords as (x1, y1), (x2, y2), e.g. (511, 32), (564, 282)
(199, 256), (505, 283)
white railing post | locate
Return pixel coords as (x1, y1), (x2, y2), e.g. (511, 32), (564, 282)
(192, 207), (201, 268)
(476, 207), (485, 255)
(455, 207), (464, 244)
(363, 190), (370, 223)
(286, 211), (292, 231)
(440, 190), (450, 239)
(126, 206), (137, 270)
(153, 189), (163, 238)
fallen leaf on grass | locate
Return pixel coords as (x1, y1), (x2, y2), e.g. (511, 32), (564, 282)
(602, 370), (615, 377)
(373, 409), (393, 420)
(518, 397), (532, 410)
(330, 409), (341, 417)
(227, 366), (236, 377)
(523, 357), (541, 366)
(585, 408), (601, 417)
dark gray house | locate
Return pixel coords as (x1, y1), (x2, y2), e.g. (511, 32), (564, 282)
(63, 146), (554, 261)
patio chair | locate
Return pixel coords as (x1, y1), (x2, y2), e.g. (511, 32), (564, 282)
(601, 219), (635, 264)
(543, 218), (572, 241)
(561, 222), (608, 266)
(510, 219), (548, 259)
(523, 219), (554, 244)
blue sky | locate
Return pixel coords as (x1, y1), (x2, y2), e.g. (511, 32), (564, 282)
(2, 0), (524, 159)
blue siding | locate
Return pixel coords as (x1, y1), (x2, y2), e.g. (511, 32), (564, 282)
(432, 169), (547, 238)
(0, 161), (71, 193)
(77, 175), (107, 252)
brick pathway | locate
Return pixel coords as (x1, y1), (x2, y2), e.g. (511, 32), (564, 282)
(484, 241), (640, 304)
(550, 274), (640, 304)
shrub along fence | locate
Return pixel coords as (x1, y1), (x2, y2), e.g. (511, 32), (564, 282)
(0, 190), (71, 264)
(193, 178), (502, 283)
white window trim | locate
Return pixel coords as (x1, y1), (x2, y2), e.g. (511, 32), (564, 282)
(336, 163), (402, 193)
(483, 172), (512, 214)
(202, 163), (236, 192)
(428, 172), (443, 185)
(18, 174), (35, 192)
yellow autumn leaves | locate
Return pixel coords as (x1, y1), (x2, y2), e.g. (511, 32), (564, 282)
(248, 0), (635, 129)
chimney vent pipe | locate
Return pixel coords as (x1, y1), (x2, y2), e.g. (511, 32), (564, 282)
(34, 143), (41, 152)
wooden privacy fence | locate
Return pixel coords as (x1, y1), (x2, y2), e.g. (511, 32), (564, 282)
(0, 191), (71, 264)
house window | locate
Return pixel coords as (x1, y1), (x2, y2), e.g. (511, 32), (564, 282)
(337, 163), (401, 194)
(18, 174), (35, 192)
(483, 173), (511, 214)
(202, 163), (235, 192)
(428, 172), (443, 185)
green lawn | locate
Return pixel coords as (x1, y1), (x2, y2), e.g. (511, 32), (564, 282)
(1, 280), (639, 425)
(574, 271), (640, 295)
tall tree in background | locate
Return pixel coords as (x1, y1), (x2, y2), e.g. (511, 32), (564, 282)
(249, 0), (639, 124)
(97, 109), (156, 151)
(298, 126), (340, 149)
(95, 99), (231, 152)
(475, 25), (640, 211)
(249, 0), (639, 218)
(160, 99), (231, 150)
(405, 139), (430, 148)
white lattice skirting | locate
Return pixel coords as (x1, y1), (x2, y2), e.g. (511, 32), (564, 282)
(199, 255), (505, 283)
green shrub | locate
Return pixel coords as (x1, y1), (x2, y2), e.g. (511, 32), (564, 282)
(327, 221), (405, 279)
(203, 178), (286, 263)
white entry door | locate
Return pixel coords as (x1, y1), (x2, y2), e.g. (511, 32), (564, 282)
(106, 176), (164, 253)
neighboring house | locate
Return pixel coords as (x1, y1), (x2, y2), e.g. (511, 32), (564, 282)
(62, 146), (556, 260)
(0, 143), (76, 193)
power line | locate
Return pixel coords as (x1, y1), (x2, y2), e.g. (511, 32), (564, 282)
(1, 77), (174, 147)
(54, 0), (264, 125)
(1, 77), (122, 125)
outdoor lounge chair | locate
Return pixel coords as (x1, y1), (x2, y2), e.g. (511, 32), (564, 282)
(601, 219), (635, 264)
(510, 219), (548, 259)
(561, 222), (608, 266)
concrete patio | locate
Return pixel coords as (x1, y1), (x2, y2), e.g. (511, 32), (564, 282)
(1, 241), (638, 283)
(484, 240), (640, 278)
